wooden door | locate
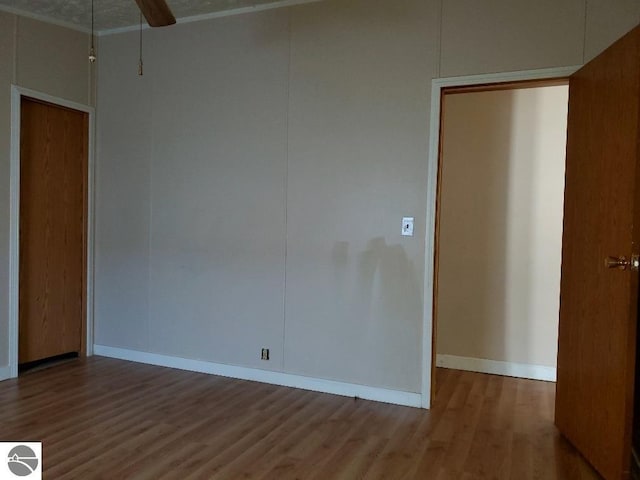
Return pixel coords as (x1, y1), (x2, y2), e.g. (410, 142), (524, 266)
(19, 97), (88, 364)
(555, 26), (640, 480)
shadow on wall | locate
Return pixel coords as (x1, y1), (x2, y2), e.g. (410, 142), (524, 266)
(331, 237), (422, 359)
(360, 237), (422, 328)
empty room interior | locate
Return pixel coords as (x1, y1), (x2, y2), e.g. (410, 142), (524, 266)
(436, 83), (568, 383)
(1, 0), (640, 479)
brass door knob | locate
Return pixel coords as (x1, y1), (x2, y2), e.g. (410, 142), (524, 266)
(605, 255), (640, 270)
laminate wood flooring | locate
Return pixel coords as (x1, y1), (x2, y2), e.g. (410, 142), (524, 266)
(0, 357), (601, 479)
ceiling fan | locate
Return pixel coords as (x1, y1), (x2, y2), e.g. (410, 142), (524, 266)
(133, 0), (176, 27)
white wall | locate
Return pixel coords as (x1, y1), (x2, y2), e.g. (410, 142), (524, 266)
(0, 11), (14, 372)
(91, 0), (639, 397)
(440, 1), (585, 76)
(96, 12), (289, 369)
(436, 86), (569, 370)
(284, 0), (438, 391)
(584, 0), (640, 61)
(0, 13), (92, 377)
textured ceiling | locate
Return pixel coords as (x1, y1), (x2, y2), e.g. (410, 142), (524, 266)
(0, 0), (305, 32)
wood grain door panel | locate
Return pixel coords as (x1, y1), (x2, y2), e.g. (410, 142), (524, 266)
(19, 97), (88, 364)
(555, 25), (640, 480)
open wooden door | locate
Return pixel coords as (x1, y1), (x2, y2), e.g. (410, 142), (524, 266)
(556, 26), (640, 480)
(19, 97), (88, 364)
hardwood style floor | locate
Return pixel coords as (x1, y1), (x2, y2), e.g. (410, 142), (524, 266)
(0, 357), (600, 479)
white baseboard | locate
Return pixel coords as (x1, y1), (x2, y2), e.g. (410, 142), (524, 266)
(436, 354), (556, 382)
(94, 345), (423, 408)
(0, 365), (11, 382)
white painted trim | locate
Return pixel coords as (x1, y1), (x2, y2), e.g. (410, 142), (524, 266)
(429, 67), (580, 88)
(9, 86), (96, 379)
(0, 365), (10, 382)
(94, 345), (423, 408)
(436, 354), (557, 382)
(0, 0), (321, 36)
(420, 66), (580, 409)
(99, 0), (321, 36)
(86, 99), (96, 359)
(9, 87), (20, 379)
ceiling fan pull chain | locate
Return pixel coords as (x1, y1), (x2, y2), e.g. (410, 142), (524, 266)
(89, 0), (96, 63)
(138, 11), (143, 76)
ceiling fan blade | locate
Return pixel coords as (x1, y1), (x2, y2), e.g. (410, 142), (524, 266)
(133, 0), (176, 27)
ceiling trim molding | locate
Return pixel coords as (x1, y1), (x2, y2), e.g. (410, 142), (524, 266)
(0, 4), (91, 34)
(98, 0), (320, 36)
(0, 0), (320, 37)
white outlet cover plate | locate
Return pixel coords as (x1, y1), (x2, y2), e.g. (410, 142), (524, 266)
(402, 217), (414, 236)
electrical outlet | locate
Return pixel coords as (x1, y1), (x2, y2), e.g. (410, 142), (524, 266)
(261, 348), (270, 361)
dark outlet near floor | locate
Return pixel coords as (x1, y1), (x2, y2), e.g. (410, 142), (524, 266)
(261, 348), (269, 361)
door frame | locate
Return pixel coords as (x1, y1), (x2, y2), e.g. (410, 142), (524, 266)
(420, 66), (580, 408)
(8, 85), (95, 378)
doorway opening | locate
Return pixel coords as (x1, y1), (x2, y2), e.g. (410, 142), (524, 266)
(421, 68), (579, 409)
(433, 79), (569, 389)
(8, 86), (96, 379)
